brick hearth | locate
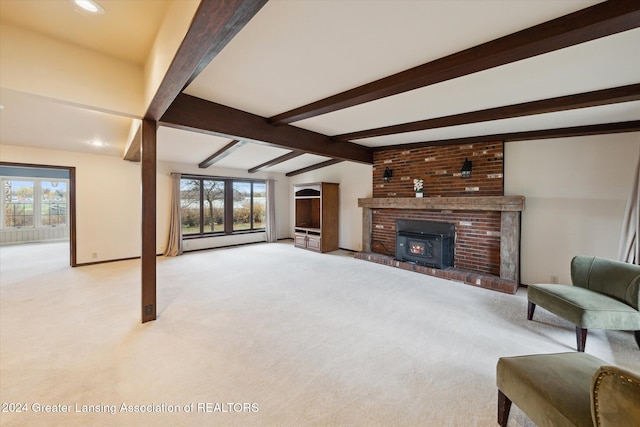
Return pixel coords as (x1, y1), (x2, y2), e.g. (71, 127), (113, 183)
(354, 252), (518, 294)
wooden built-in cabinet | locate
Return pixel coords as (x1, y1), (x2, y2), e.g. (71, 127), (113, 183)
(294, 182), (339, 253)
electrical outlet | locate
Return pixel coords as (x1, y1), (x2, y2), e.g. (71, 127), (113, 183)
(550, 275), (558, 284)
(92, 252), (98, 259)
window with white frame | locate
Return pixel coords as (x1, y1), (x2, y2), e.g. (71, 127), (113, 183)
(1, 177), (69, 229)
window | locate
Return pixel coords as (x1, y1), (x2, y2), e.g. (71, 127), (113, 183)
(4, 180), (34, 227)
(1, 178), (69, 229)
(202, 179), (224, 233)
(233, 181), (266, 231)
(180, 176), (264, 237)
(252, 182), (266, 229)
(41, 181), (68, 227)
(180, 179), (201, 235)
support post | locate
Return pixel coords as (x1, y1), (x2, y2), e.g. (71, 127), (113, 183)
(141, 119), (157, 323)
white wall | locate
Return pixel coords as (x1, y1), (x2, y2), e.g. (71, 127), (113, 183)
(0, 145), (293, 263)
(505, 132), (640, 285)
(157, 161), (290, 252)
(289, 161), (373, 251)
(0, 144), (141, 264)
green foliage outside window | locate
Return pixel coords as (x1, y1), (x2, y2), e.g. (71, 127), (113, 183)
(180, 177), (265, 236)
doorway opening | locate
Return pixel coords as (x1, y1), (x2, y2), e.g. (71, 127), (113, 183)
(0, 163), (76, 266)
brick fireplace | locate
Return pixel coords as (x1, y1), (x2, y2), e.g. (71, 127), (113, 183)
(355, 142), (525, 294)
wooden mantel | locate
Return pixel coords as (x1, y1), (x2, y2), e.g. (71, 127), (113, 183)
(358, 195), (525, 285)
(358, 196), (525, 211)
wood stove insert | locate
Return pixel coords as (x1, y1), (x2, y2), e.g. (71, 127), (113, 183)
(395, 220), (455, 269)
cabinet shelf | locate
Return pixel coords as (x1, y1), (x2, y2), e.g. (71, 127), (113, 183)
(294, 227), (321, 234)
(293, 182), (339, 253)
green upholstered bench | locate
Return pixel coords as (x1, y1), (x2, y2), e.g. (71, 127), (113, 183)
(527, 256), (640, 351)
(496, 352), (640, 427)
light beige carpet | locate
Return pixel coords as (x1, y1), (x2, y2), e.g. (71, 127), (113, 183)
(1, 241), (638, 426)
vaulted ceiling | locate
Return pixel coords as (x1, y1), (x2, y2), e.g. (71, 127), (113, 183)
(1, 0), (639, 176)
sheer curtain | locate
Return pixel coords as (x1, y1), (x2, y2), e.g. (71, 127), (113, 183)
(618, 151), (639, 264)
(164, 173), (183, 256)
(265, 179), (277, 243)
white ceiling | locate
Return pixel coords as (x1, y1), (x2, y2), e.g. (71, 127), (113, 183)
(295, 28), (640, 145)
(0, 87), (130, 157)
(156, 126), (331, 173)
(1, 0), (638, 175)
(186, 0), (604, 116)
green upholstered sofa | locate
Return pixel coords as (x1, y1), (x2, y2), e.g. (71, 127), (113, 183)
(527, 256), (640, 351)
(496, 352), (640, 427)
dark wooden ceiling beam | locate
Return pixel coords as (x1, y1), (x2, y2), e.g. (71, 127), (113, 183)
(124, 0), (267, 161)
(335, 84), (640, 141)
(372, 120), (640, 151)
(146, 0), (268, 120)
(286, 159), (344, 177)
(199, 139), (245, 168)
(248, 150), (304, 173)
(161, 94), (373, 164)
(269, 1), (640, 125)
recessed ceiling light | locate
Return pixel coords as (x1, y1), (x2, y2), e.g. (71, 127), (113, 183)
(89, 140), (106, 147)
(74, 0), (105, 15)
